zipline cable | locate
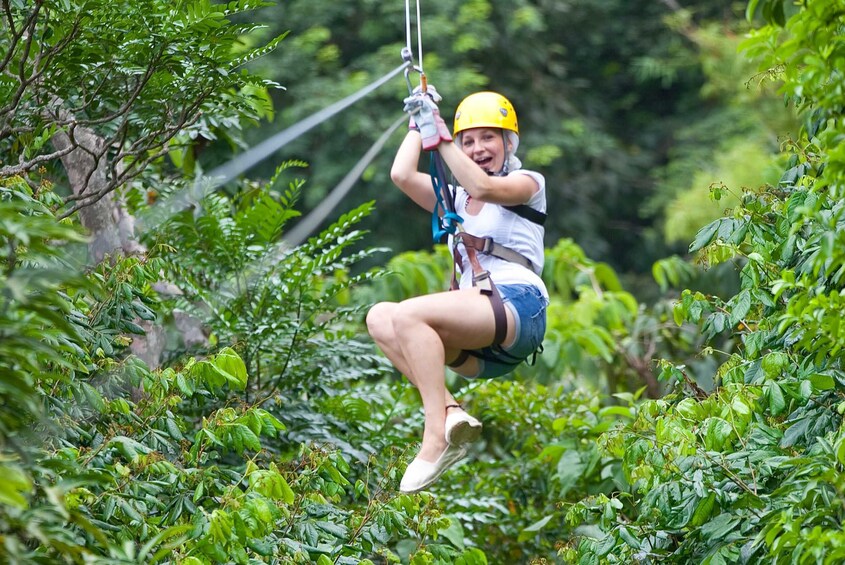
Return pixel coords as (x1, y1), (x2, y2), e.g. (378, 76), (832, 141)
(203, 114), (407, 315)
(140, 61), (411, 230)
(405, 0), (412, 58)
(282, 114), (406, 248)
(208, 61), (410, 187)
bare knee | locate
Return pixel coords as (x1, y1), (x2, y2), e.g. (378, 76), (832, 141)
(366, 302), (397, 342)
(390, 302), (430, 342)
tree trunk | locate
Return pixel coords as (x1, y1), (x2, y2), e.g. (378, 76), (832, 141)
(51, 126), (123, 264)
(51, 125), (167, 369)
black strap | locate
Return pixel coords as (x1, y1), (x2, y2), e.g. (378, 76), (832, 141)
(458, 242), (508, 348)
(504, 204), (546, 226)
(447, 350), (471, 368)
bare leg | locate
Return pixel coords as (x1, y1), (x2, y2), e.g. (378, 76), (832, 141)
(367, 302), (461, 405)
(367, 289), (515, 462)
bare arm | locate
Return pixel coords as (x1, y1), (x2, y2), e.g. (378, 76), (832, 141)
(390, 130), (438, 213)
(437, 141), (538, 205)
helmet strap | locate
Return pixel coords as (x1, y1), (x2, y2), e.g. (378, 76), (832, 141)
(497, 130), (510, 176)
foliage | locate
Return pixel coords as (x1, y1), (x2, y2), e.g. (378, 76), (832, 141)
(10, 0), (845, 563)
(652, 15), (796, 247)
(0, 0), (283, 213)
(564, 2), (845, 562)
(150, 161), (383, 394)
(0, 179), (488, 563)
(431, 380), (635, 562)
(1, 2), (493, 561)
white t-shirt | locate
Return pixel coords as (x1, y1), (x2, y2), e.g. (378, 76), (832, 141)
(450, 169), (548, 299)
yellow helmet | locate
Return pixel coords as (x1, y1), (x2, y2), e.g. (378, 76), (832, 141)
(453, 91), (519, 136)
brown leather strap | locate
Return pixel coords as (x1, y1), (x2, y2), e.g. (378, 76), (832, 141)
(451, 232), (508, 347)
(486, 278), (508, 346)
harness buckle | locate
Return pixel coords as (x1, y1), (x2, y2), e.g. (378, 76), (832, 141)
(472, 270), (493, 295)
(481, 236), (495, 254)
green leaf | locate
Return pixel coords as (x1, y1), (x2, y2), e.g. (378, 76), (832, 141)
(0, 464), (32, 509)
(809, 373), (835, 391)
(690, 220), (720, 252)
(213, 347), (248, 389)
(730, 290), (752, 324)
(81, 382), (106, 413)
(765, 381), (786, 415)
(109, 436), (152, 462)
(700, 514), (740, 541)
(746, 0), (761, 21)
(176, 372), (194, 396)
(439, 516), (465, 550)
(518, 515), (554, 542)
(455, 547), (488, 565)
(690, 493), (716, 527)
(316, 520), (348, 539)
(618, 526), (641, 549)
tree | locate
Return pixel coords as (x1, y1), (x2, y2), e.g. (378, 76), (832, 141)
(565, 1), (845, 561)
(0, 0), (283, 260)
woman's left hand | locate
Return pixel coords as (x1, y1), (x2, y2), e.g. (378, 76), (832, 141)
(403, 93), (452, 150)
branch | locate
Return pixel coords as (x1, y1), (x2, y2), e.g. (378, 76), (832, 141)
(69, 46), (164, 128)
(0, 145), (75, 177)
(56, 79), (207, 217)
(0, 2), (42, 118)
(0, 2), (23, 73)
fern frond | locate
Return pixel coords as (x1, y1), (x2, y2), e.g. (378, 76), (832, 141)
(236, 190), (298, 244)
(230, 31), (289, 70)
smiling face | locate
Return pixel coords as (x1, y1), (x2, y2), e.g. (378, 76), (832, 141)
(459, 127), (510, 174)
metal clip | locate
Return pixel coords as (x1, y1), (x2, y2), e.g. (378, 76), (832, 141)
(400, 47), (425, 95)
(472, 270), (493, 295)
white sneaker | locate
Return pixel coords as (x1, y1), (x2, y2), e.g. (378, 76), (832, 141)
(399, 444), (468, 493)
(444, 410), (482, 446)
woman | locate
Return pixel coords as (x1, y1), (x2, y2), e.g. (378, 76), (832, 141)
(366, 90), (548, 493)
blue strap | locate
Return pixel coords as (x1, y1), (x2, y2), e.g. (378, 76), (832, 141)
(429, 154), (462, 242)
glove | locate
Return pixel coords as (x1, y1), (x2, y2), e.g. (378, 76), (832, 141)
(404, 92), (452, 150)
(407, 84), (442, 130)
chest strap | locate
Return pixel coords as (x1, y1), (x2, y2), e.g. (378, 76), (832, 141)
(454, 232), (537, 273)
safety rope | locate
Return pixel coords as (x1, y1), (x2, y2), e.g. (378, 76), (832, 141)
(429, 154), (462, 242)
(401, 2), (463, 244)
(404, 0), (424, 75)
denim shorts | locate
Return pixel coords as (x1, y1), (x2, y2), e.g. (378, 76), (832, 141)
(463, 283), (547, 379)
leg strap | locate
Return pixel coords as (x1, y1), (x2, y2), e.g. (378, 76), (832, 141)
(447, 350), (471, 368)
(486, 280), (508, 347)
(447, 282), (507, 361)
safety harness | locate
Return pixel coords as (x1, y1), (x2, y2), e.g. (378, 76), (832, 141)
(428, 153), (545, 350)
(403, 0), (544, 365)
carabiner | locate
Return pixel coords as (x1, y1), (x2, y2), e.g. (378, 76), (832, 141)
(400, 47), (424, 95)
